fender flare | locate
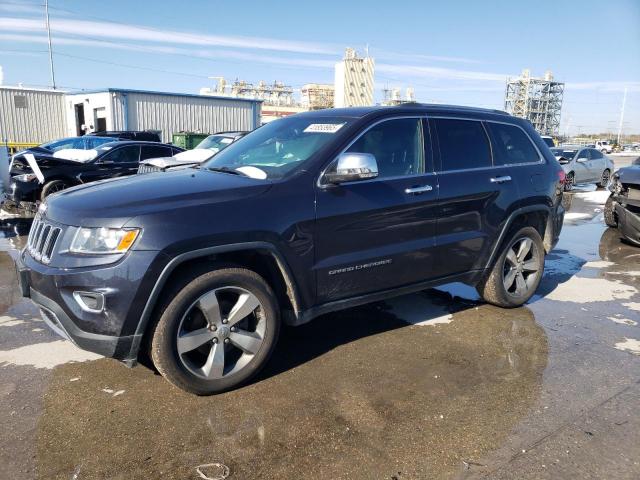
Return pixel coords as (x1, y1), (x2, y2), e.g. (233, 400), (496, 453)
(132, 241), (302, 341)
(484, 205), (553, 270)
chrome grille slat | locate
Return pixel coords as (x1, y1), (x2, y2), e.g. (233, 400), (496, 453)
(27, 216), (63, 265)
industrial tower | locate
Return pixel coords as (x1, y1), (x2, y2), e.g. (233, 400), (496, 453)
(504, 70), (564, 136)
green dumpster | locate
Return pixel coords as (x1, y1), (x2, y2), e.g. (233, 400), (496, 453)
(172, 132), (210, 150)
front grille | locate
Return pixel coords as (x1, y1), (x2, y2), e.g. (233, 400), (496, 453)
(27, 216), (62, 264)
(137, 163), (163, 174)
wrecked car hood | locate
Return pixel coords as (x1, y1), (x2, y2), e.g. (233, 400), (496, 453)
(618, 165), (640, 186)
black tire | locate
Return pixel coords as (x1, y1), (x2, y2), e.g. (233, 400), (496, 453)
(604, 195), (618, 228)
(598, 169), (611, 189)
(40, 179), (69, 200)
(150, 267), (280, 395)
(476, 227), (545, 308)
(564, 172), (575, 192)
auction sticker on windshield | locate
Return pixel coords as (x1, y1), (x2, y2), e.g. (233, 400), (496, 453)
(304, 123), (345, 134)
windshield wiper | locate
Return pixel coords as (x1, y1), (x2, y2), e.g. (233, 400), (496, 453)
(207, 166), (247, 177)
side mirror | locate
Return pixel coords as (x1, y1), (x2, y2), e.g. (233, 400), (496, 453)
(323, 153), (378, 184)
(576, 157), (588, 163)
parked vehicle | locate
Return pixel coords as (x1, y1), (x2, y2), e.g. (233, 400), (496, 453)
(541, 135), (555, 148)
(15, 105), (565, 394)
(594, 140), (613, 154)
(138, 131), (247, 173)
(605, 157), (640, 246)
(87, 130), (162, 142)
(5, 141), (183, 204)
(550, 145), (615, 191)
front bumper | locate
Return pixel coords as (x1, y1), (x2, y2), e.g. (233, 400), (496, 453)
(614, 202), (640, 246)
(16, 248), (167, 363)
(4, 179), (39, 204)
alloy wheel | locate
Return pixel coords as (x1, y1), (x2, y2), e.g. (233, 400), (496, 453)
(502, 237), (541, 297)
(601, 169), (610, 187)
(176, 286), (266, 380)
(564, 173), (574, 191)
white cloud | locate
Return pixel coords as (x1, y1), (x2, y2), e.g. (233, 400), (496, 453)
(377, 63), (508, 82)
(565, 81), (640, 93)
(0, 17), (338, 55)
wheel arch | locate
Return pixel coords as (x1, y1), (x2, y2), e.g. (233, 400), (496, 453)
(132, 242), (302, 354)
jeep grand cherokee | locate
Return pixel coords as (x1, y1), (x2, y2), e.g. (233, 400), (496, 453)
(16, 105), (565, 394)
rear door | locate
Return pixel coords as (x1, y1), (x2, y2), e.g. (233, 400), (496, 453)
(430, 117), (519, 278)
(314, 117), (438, 302)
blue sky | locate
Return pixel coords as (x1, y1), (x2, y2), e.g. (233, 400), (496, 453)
(1, 0), (639, 134)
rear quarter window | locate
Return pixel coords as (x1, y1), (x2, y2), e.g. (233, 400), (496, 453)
(432, 119), (491, 171)
(487, 122), (541, 165)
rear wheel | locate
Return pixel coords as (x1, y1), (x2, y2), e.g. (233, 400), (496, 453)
(40, 180), (69, 200)
(604, 195), (618, 228)
(476, 227), (545, 308)
(564, 172), (575, 192)
(150, 268), (280, 395)
(598, 169), (611, 189)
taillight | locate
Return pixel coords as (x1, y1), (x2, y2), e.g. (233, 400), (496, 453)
(557, 169), (566, 183)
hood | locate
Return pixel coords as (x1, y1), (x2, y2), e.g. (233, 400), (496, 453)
(11, 152), (82, 171)
(618, 165), (640, 186)
(173, 149), (217, 162)
(44, 168), (272, 227)
(141, 157), (199, 169)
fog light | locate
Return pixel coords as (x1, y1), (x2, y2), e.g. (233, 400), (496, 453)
(73, 291), (105, 313)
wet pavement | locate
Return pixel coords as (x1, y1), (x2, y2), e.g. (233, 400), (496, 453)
(1, 186), (639, 479)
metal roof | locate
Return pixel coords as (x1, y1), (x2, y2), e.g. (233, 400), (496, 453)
(66, 88), (263, 104)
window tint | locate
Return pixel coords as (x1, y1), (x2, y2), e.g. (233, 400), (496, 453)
(101, 145), (140, 163)
(577, 149), (590, 160)
(589, 148), (603, 159)
(487, 122), (540, 165)
(433, 119), (491, 171)
(347, 118), (424, 178)
(140, 145), (171, 160)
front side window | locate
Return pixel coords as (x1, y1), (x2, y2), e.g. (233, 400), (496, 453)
(488, 123), (541, 165)
(433, 119), (491, 171)
(589, 148), (603, 159)
(203, 116), (353, 180)
(140, 145), (171, 160)
(346, 118), (424, 178)
(577, 149), (590, 161)
(100, 145), (140, 163)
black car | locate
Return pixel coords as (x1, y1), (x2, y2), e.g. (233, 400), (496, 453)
(15, 105), (565, 394)
(87, 130), (162, 142)
(605, 158), (640, 245)
(6, 141), (183, 204)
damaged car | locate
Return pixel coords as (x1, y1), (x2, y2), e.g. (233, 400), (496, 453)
(4, 141), (183, 206)
(605, 158), (640, 246)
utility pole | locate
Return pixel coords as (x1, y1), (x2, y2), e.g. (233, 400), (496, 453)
(617, 87), (627, 145)
(45, 0), (56, 89)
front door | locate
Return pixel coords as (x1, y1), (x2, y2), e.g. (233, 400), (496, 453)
(79, 145), (141, 183)
(429, 117), (520, 278)
(572, 148), (592, 183)
(314, 117), (438, 303)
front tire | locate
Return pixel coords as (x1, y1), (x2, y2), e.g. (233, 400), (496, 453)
(40, 179), (69, 201)
(150, 268), (280, 395)
(604, 195), (618, 228)
(598, 169), (611, 189)
(564, 172), (575, 192)
(476, 227), (545, 308)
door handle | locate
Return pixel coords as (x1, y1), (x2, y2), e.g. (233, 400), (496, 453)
(490, 176), (512, 184)
(405, 185), (433, 194)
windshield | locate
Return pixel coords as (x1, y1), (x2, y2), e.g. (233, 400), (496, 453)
(196, 135), (236, 152)
(542, 137), (555, 147)
(41, 137), (83, 152)
(551, 148), (577, 160)
(202, 116), (352, 180)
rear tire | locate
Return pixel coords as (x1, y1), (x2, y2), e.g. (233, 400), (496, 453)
(476, 227), (545, 308)
(150, 268), (280, 395)
(604, 195), (618, 228)
(40, 180), (69, 200)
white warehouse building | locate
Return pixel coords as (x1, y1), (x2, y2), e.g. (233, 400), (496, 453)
(64, 89), (262, 142)
(1, 86), (261, 146)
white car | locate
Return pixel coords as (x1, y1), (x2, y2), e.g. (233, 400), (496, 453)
(594, 140), (613, 154)
(551, 145), (615, 191)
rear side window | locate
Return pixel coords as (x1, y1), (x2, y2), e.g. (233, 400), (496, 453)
(140, 145), (171, 160)
(487, 122), (541, 165)
(347, 118), (424, 178)
(101, 145), (140, 163)
(432, 119), (491, 171)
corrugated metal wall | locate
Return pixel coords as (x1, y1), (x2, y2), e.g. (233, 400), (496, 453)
(0, 87), (67, 143)
(112, 91), (259, 142)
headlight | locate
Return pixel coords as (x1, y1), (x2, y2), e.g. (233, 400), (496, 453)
(70, 227), (140, 254)
(13, 173), (38, 182)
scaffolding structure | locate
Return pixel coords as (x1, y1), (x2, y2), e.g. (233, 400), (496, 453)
(504, 70), (564, 136)
(381, 86), (416, 106)
(301, 83), (334, 110)
(201, 77), (296, 106)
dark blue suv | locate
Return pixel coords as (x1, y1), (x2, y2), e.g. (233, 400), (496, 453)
(16, 105), (565, 394)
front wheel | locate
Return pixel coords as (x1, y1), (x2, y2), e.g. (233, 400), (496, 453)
(564, 172), (575, 192)
(476, 227), (545, 308)
(40, 180), (69, 200)
(150, 268), (280, 395)
(598, 169), (611, 189)
(604, 195), (618, 228)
